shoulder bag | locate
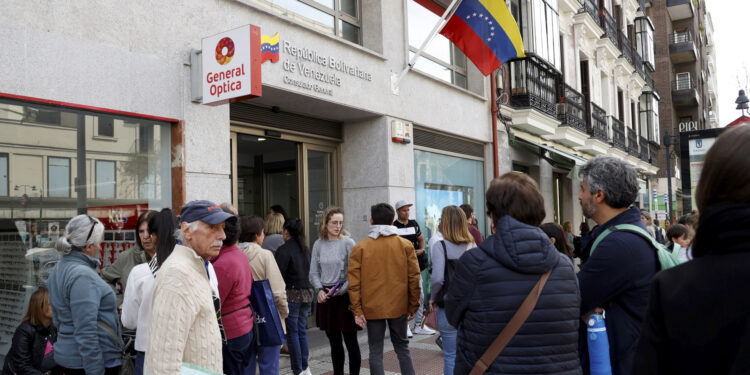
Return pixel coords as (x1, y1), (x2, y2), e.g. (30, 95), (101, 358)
(469, 270), (552, 375)
(97, 320), (135, 375)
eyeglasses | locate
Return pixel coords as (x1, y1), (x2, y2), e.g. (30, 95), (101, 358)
(85, 216), (97, 242)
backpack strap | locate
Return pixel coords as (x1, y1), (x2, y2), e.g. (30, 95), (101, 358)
(589, 223), (662, 256)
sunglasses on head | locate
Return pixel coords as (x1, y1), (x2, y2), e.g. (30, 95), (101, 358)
(85, 216), (97, 242)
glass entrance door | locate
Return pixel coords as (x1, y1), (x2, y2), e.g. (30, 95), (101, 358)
(303, 145), (338, 246)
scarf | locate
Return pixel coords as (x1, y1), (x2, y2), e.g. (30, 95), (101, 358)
(692, 204), (750, 258)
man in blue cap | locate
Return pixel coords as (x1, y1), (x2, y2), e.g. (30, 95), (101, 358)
(146, 200), (237, 375)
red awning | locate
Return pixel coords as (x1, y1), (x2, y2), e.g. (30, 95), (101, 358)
(726, 115), (750, 127)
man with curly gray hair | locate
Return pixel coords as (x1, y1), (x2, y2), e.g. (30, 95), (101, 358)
(576, 156), (658, 375)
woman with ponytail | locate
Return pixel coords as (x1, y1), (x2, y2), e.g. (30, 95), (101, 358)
(120, 208), (177, 375)
(47, 215), (122, 375)
(274, 219), (313, 375)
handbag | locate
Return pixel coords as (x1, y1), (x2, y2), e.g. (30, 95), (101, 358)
(249, 279), (285, 347)
(469, 270), (552, 375)
(424, 308), (438, 330)
(97, 320), (135, 375)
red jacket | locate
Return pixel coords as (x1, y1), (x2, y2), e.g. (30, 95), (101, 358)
(211, 244), (254, 340)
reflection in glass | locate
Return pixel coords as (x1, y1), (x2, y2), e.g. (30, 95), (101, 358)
(48, 157), (70, 197)
(340, 0), (357, 17)
(95, 160), (116, 199)
(1, 154), (9, 197)
(339, 20), (360, 44)
(307, 149), (334, 247)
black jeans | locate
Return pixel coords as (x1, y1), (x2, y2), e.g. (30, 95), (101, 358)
(366, 315), (415, 375)
(325, 329), (361, 375)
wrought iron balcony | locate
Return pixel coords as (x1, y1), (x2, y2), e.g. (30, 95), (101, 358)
(600, 8), (619, 47)
(590, 103), (609, 143)
(644, 69), (655, 90)
(619, 30), (633, 66)
(649, 142), (660, 166)
(626, 128), (639, 157)
(633, 51), (646, 82)
(508, 56), (560, 118)
(611, 116), (626, 151)
(669, 31), (697, 64)
(580, 0), (599, 25)
(639, 136), (650, 162)
(558, 84), (587, 134)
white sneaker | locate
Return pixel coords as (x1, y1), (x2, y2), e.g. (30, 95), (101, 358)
(407, 325), (413, 338)
(414, 325), (437, 335)
(301, 368), (312, 375)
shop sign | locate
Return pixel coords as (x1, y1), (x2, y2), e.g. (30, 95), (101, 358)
(201, 25), (262, 105)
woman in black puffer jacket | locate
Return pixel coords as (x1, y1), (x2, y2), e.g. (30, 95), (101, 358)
(445, 172), (582, 375)
(2, 287), (59, 375)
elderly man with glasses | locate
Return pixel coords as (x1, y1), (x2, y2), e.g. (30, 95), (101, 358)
(145, 200), (237, 375)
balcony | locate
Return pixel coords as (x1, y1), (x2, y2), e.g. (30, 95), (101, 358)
(649, 142), (660, 166)
(639, 136), (650, 162)
(509, 57), (560, 118)
(611, 116), (626, 152)
(590, 103), (609, 143)
(626, 128), (639, 157)
(672, 76), (700, 107)
(581, 0), (599, 26)
(619, 31), (633, 66)
(633, 49), (646, 80)
(644, 69), (655, 90)
(557, 84), (587, 134)
(600, 8), (619, 48)
(669, 31), (698, 64)
(667, 0), (694, 21)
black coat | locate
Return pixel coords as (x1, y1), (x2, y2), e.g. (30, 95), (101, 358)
(1, 321), (57, 375)
(631, 204), (750, 374)
(577, 207), (658, 375)
(445, 215), (582, 375)
(275, 239), (312, 290)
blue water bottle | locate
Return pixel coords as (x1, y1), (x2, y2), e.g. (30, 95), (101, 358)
(587, 313), (612, 375)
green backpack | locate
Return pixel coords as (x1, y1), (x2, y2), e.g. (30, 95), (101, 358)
(589, 223), (684, 271)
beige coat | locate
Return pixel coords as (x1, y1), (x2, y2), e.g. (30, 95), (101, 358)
(146, 245), (222, 375)
(239, 242), (289, 331)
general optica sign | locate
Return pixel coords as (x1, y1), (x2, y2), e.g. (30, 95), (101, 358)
(201, 25), (262, 105)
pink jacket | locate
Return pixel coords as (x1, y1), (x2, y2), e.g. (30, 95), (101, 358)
(211, 244), (254, 340)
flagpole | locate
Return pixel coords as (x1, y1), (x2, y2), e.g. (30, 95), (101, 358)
(391, 0), (463, 93)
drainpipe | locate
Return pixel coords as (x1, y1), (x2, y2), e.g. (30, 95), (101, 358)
(491, 71), (500, 178)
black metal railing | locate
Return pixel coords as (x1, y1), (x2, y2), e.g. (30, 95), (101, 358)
(509, 56), (560, 118)
(673, 76), (695, 91)
(644, 69), (655, 89)
(633, 51), (645, 81)
(611, 116), (626, 151)
(600, 8), (619, 47)
(626, 128), (639, 157)
(580, 0), (599, 24)
(669, 30), (693, 45)
(649, 142), (660, 166)
(639, 136), (650, 162)
(590, 103), (609, 142)
(619, 30), (633, 65)
(558, 84), (587, 133)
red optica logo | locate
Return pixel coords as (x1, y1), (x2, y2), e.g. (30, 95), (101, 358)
(215, 37), (235, 65)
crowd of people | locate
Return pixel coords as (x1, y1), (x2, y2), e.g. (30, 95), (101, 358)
(3, 124), (750, 375)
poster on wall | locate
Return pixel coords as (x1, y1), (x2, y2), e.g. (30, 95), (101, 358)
(680, 128), (725, 213)
(421, 183), (472, 242)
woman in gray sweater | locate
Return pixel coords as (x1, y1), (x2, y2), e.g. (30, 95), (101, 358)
(430, 206), (476, 375)
(309, 207), (360, 375)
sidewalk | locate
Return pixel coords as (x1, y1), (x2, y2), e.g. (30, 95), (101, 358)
(279, 326), (445, 375)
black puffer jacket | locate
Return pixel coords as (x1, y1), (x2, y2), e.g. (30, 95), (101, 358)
(2, 321), (57, 375)
(445, 215), (582, 375)
(275, 239), (312, 290)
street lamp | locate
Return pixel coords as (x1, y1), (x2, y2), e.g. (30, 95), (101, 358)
(662, 132), (679, 224)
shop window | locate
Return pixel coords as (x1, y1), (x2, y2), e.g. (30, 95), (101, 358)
(47, 157), (70, 197)
(407, 0), (468, 89)
(414, 149), (485, 248)
(0, 154), (7, 196)
(249, 0), (361, 44)
(95, 160), (116, 199)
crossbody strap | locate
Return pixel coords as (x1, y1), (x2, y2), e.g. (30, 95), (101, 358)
(96, 320), (124, 350)
(469, 269), (552, 375)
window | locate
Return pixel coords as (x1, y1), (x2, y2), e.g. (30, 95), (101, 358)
(95, 160), (116, 199)
(0, 153), (7, 196)
(635, 17), (655, 70)
(250, 0), (361, 44)
(675, 72), (692, 90)
(96, 115), (115, 137)
(48, 157), (70, 197)
(408, 0), (468, 89)
(639, 92), (659, 142)
(510, 0), (561, 70)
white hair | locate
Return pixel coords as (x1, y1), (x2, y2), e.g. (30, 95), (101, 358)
(56, 214), (105, 255)
(174, 221), (199, 243)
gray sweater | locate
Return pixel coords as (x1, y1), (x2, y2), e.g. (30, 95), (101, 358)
(430, 239), (474, 299)
(309, 236), (356, 294)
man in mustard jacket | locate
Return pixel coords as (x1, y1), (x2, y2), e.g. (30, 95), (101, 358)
(348, 203), (421, 375)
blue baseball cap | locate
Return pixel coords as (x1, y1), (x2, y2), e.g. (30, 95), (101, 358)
(180, 200), (237, 224)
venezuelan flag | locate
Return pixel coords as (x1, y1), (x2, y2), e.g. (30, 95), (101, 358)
(261, 33), (279, 63)
(440, 0), (525, 75)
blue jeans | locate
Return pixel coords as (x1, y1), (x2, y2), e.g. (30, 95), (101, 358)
(222, 330), (257, 375)
(286, 302), (311, 375)
(135, 351), (145, 375)
(256, 344), (282, 375)
(436, 307), (457, 375)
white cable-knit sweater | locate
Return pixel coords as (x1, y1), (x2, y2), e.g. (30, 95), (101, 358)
(145, 245), (222, 375)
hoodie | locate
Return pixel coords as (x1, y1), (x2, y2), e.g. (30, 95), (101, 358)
(445, 215), (582, 375)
